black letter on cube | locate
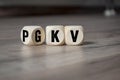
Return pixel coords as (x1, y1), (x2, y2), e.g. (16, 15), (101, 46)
(35, 30), (41, 42)
(51, 30), (59, 42)
(70, 30), (79, 42)
(23, 30), (28, 42)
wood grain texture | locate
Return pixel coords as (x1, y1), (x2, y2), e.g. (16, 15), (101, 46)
(0, 14), (120, 80)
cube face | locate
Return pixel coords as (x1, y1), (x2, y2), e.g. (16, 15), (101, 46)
(21, 26), (45, 45)
(65, 26), (84, 45)
(46, 25), (64, 45)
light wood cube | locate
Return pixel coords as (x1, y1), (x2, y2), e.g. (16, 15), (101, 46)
(65, 25), (84, 45)
(21, 26), (45, 46)
(46, 25), (64, 45)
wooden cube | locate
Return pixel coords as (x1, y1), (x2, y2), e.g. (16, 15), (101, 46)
(65, 25), (84, 45)
(46, 25), (64, 45)
(21, 26), (45, 46)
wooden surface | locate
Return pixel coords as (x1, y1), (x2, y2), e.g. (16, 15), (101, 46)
(0, 14), (120, 80)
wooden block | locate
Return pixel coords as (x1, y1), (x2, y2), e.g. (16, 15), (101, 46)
(21, 26), (45, 46)
(46, 25), (64, 45)
(65, 25), (84, 45)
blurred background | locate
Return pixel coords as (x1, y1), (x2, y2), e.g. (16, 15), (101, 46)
(0, 1), (120, 80)
(0, 0), (119, 16)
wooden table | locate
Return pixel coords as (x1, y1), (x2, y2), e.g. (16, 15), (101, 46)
(0, 14), (120, 80)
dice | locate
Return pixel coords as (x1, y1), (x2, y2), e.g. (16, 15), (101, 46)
(21, 25), (84, 46)
(65, 25), (84, 45)
(46, 25), (65, 45)
(20, 26), (45, 45)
